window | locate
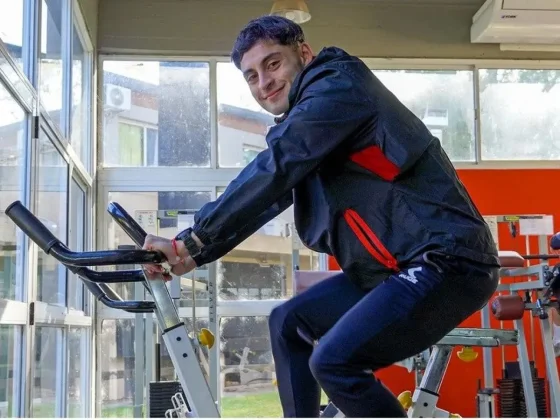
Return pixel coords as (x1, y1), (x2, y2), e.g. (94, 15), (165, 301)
(67, 328), (88, 417)
(0, 326), (19, 418)
(39, 0), (66, 133)
(32, 327), (64, 417)
(98, 319), (138, 417)
(68, 179), (85, 310)
(70, 20), (91, 168)
(479, 69), (560, 160)
(242, 145), (263, 166)
(215, 188), (307, 301)
(0, 80), (26, 301)
(0, 0), (25, 69)
(115, 121), (158, 166)
(101, 60), (210, 167)
(35, 132), (68, 305)
(217, 63), (274, 168)
(372, 69), (476, 162)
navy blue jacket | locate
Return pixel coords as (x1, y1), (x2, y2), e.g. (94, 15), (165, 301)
(191, 47), (499, 289)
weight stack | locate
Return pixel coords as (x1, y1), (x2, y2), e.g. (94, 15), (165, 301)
(148, 381), (190, 418)
(496, 362), (547, 417)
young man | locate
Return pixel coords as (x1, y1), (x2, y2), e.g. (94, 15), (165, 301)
(143, 15), (500, 418)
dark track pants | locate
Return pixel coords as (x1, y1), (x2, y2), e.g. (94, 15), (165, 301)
(269, 255), (499, 417)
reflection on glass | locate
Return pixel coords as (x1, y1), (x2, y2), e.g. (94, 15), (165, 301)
(68, 179), (85, 310)
(101, 61), (211, 167)
(36, 133), (68, 305)
(0, 0), (25, 68)
(106, 191), (211, 301)
(0, 326), (18, 418)
(215, 188), (299, 301)
(67, 328), (85, 417)
(373, 69), (475, 161)
(479, 69), (560, 160)
(217, 63), (274, 168)
(99, 319), (138, 418)
(0, 80), (26, 301)
(40, 0), (65, 132)
(219, 316), (280, 417)
(71, 22), (89, 166)
(32, 327), (63, 417)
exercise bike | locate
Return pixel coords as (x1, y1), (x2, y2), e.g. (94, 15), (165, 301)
(5, 200), (219, 418)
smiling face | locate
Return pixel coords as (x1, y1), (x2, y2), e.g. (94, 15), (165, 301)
(240, 40), (314, 116)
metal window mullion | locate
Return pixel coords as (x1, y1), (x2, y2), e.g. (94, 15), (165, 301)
(24, 0), (40, 89)
(62, 0), (72, 140)
(210, 59), (218, 169)
(55, 328), (68, 417)
(473, 66), (482, 164)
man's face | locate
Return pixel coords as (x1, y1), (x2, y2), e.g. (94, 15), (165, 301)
(240, 40), (314, 116)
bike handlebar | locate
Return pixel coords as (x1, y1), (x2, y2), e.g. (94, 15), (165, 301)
(4, 200), (163, 313)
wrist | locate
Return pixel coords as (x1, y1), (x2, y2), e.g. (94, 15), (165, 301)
(172, 238), (189, 260)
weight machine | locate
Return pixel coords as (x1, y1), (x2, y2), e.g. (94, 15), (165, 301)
(301, 215), (560, 418)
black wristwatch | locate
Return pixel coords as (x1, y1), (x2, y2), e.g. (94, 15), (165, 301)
(175, 228), (202, 258)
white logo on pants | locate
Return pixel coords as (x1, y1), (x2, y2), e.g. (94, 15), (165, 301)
(398, 267), (422, 284)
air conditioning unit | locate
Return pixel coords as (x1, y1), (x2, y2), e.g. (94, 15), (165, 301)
(104, 84), (132, 111)
(471, 0), (560, 46)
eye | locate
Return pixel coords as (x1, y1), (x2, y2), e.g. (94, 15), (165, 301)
(268, 60), (280, 70)
(246, 74), (257, 84)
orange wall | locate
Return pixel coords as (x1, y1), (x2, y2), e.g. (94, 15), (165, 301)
(328, 169), (560, 417)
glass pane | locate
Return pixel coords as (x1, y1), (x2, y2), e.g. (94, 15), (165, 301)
(36, 133), (68, 305)
(215, 189), (299, 301)
(0, 326), (19, 418)
(71, 22), (90, 167)
(373, 69), (475, 161)
(67, 328), (86, 417)
(106, 191), (211, 301)
(99, 319), (140, 418)
(101, 61), (210, 167)
(0, 0), (25, 68)
(219, 316), (328, 417)
(32, 327), (63, 417)
(156, 318), (210, 382)
(0, 80), (26, 301)
(68, 179), (85, 310)
(479, 69), (560, 160)
(217, 62), (274, 168)
(40, 0), (66, 132)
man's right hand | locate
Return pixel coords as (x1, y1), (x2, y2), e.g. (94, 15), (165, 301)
(142, 234), (197, 280)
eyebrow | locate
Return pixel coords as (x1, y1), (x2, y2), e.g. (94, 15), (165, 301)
(242, 52), (282, 78)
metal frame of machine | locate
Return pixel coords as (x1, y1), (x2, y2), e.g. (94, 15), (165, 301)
(5, 200), (220, 418)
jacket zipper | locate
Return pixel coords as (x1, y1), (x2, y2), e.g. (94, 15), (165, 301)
(343, 209), (399, 271)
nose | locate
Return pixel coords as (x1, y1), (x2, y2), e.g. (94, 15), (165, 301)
(258, 72), (274, 94)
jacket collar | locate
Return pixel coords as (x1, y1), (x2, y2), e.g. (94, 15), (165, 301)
(273, 46), (348, 125)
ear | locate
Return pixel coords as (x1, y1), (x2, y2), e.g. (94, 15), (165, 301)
(300, 42), (314, 66)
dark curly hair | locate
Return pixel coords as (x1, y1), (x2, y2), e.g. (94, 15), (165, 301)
(231, 15), (305, 69)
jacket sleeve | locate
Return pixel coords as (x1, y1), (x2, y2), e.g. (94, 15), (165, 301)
(192, 191), (293, 266)
(190, 63), (374, 263)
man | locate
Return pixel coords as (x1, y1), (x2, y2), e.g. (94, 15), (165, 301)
(143, 15), (500, 418)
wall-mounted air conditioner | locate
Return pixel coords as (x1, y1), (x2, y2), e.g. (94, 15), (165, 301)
(471, 0), (560, 47)
(104, 84), (132, 111)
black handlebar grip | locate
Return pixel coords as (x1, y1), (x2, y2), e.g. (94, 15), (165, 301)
(551, 232), (560, 250)
(5, 200), (61, 253)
